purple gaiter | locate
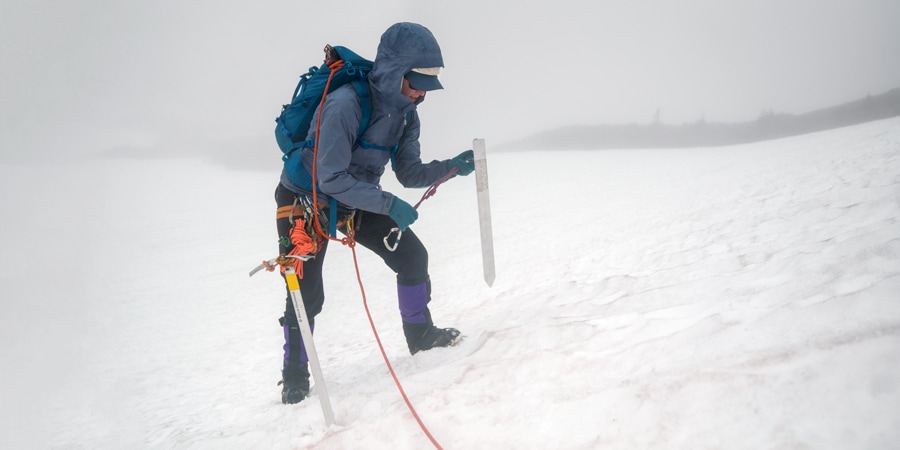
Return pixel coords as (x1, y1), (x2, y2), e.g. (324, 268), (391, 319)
(283, 322), (314, 366)
(398, 282), (429, 324)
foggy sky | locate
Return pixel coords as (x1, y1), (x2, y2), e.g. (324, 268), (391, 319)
(2, 0), (899, 164)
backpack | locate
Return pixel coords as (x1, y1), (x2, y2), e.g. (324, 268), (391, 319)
(275, 45), (376, 238)
(274, 45), (374, 156)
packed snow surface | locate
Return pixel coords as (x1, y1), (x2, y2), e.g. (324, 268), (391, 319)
(2, 119), (899, 449)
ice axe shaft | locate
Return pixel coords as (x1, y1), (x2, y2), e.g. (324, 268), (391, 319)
(248, 255), (334, 426)
(284, 264), (335, 426)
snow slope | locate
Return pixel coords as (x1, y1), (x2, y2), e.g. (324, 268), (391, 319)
(2, 118), (899, 449)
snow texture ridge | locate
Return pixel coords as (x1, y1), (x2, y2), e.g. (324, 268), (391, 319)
(1, 119), (898, 449)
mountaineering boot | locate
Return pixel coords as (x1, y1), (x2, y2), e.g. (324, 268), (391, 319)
(397, 281), (459, 354)
(280, 364), (310, 404)
(279, 314), (313, 404)
(404, 322), (461, 355)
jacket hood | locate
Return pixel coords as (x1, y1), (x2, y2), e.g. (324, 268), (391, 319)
(368, 22), (444, 111)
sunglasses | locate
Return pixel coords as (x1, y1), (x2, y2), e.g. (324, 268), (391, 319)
(405, 78), (423, 92)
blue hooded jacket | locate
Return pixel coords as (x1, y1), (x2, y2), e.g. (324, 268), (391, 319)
(280, 22), (453, 215)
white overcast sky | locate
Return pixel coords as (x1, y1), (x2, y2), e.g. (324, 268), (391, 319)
(2, 0), (899, 163)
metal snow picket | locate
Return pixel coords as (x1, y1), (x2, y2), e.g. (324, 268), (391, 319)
(382, 138), (495, 288)
(249, 255), (335, 427)
(473, 139), (495, 287)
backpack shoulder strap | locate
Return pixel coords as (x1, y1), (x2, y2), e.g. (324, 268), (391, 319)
(351, 80), (398, 153)
(350, 79), (371, 138)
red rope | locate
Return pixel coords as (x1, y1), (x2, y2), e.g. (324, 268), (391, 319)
(350, 244), (444, 450)
(309, 60), (445, 449)
(311, 60), (353, 246)
(414, 166), (458, 209)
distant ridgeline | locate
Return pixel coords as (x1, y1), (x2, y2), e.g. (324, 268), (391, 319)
(500, 87), (900, 151)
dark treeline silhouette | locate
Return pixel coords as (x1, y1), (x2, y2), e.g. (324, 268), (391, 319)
(499, 88), (900, 152)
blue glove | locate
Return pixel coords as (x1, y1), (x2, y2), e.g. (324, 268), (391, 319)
(388, 196), (418, 231)
(449, 149), (475, 176)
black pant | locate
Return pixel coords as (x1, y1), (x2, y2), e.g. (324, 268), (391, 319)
(275, 183), (431, 365)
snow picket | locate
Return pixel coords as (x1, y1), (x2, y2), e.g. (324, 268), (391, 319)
(473, 138), (496, 287)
